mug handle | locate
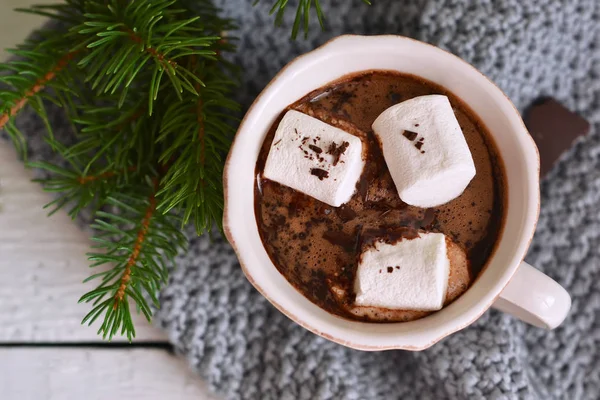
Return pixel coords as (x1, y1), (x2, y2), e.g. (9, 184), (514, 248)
(492, 261), (571, 329)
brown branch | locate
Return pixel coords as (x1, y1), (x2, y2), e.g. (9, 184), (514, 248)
(78, 170), (117, 184)
(77, 166), (137, 184)
(126, 29), (176, 69)
(113, 180), (158, 306)
(0, 51), (78, 130)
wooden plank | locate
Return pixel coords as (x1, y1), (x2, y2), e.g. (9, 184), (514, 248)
(0, 143), (167, 342)
(0, 348), (220, 400)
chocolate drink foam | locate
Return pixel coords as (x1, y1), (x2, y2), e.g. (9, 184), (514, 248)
(254, 71), (506, 322)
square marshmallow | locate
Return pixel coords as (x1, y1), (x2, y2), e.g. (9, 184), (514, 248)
(263, 110), (364, 207)
(372, 95), (476, 208)
(355, 232), (450, 311)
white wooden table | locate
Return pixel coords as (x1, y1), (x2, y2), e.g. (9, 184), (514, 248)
(0, 143), (219, 400)
(0, 2), (218, 399)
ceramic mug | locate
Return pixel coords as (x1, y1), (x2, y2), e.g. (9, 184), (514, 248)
(223, 35), (571, 351)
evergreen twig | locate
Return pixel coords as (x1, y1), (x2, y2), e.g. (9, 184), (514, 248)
(1, 0), (238, 341)
(258, 0), (371, 39)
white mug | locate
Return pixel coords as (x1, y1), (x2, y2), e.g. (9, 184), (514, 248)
(223, 35), (571, 351)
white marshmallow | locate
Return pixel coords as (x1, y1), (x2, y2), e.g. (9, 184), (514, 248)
(372, 95), (476, 207)
(263, 110), (364, 207)
(354, 232), (450, 311)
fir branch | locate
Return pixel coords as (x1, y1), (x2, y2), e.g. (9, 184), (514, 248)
(0, 33), (82, 156)
(79, 180), (187, 341)
(156, 57), (239, 234)
(1, 0), (239, 340)
(0, 51), (76, 129)
(114, 181), (158, 304)
(75, 0), (221, 115)
(30, 158), (138, 218)
(68, 98), (156, 172)
(258, 0), (372, 39)
(28, 97), (153, 218)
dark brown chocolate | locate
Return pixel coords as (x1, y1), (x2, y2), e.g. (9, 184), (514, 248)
(403, 130), (418, 141)
(326, 141), (349, 166)
(310, 168), (329, 180)
(337, 205), (357, 222)
(524, 98), (590, 177)
(308, 144), (323, 154)
(322, 230), (358, 252)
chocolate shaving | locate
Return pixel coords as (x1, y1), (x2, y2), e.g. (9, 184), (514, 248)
(322, 231), (357, 252)
(308, 144), (323, 154)
(415, 141), (424, 150)
(337, 206), (357, 222)
(301, 136), (309, 145)
(403, 130), (418, 141)
(327, 141), (350, 166)
(273, 139), (282, 146)
(310, 168), (329, 180)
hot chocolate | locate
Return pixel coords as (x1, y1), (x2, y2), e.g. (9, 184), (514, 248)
(254, 71), (506, 322)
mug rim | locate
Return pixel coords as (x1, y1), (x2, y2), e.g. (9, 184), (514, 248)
(223, 34), (540, 350)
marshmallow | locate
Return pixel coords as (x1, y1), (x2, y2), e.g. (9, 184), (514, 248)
(354, 232), (450, 311)
(372, 95), (476, 207)
(263, 110), (364, 207)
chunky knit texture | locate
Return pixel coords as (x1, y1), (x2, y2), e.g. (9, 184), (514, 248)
(6, 1), (600, 399)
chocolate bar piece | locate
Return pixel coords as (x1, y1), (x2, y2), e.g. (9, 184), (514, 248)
(524, 98), (590, 177)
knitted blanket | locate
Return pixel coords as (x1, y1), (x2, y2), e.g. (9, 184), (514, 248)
(11, 1), (600, 399)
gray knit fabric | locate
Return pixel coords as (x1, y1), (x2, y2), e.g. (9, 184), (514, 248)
(6, 1), (600, 399)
